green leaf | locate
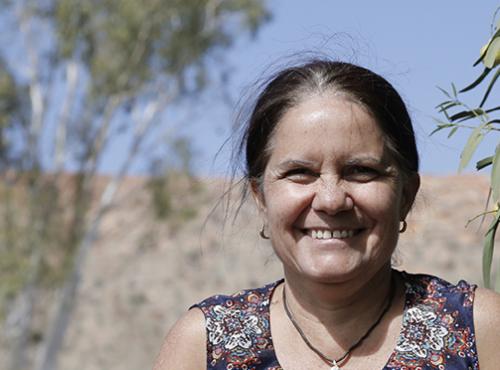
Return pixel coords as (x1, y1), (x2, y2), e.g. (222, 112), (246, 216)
(436, 86), (451, 99)
(436, 101), (460, 113)
(473, 27), (500, 66)
(474, 47), (488, 67)
(450, 109), (485, 123)
(436, 100), (453, 109)
(429, 127), (445, 136)
(486, 106), (500, 115)
(483, 36), (500, 69)
(459, 125), (485, 171)
(477, 156), (494, 170)
(460, 68), (492, 93)
(450, 110), (474, 121)
(483, 210), (500, 288)
(447, 126), (459, 138)
(496, 257), (500, 291)
(429, 122), (455, 136)
(480, 68), (500, 107)
(491, 145), (500, 203)
(451, 82), (457, 97)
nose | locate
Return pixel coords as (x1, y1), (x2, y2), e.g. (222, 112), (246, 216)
(311, 178), (354, 214)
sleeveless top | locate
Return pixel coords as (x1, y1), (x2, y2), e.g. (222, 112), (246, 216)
(193, 271), (479, 369)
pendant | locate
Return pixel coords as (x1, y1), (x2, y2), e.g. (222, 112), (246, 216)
(330, 360), (340, 370)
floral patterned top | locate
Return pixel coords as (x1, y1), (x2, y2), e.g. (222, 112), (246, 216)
(193, 271), (479, 369)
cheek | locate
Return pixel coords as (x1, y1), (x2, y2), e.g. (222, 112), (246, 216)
(357, 184), (402, 258)
(264, 183), (314, 225)
(356, 183), (403, 225)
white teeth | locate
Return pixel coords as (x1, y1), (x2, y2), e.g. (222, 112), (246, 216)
(309, 229), (356, 240)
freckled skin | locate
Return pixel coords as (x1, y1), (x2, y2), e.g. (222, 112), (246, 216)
(153, 77), (500, 370)
(254, 94), (417, 285)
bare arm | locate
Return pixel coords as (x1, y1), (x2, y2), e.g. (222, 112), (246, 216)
(474, 287), (500, 370)
(153, 308), (206, 370)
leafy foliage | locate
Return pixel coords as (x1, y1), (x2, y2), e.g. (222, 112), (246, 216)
(434, 10), (500, 289)
(0, 1), (270, 369)
(49, 0), (270, 98)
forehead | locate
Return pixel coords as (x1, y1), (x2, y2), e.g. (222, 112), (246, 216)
(267, 94), (387, 163)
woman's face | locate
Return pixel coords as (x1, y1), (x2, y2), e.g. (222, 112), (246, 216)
(253, 93), (419, 284)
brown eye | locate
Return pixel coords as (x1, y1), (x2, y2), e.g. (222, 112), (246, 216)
(344, 166), (380, 182)
(283, 168), (317, 183)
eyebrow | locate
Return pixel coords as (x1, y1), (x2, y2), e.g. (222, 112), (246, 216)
(276, 156), (394, 171)
(344, 156), (386, 166)
(345, 156), (397, 173)
(276, 159), (317, 170)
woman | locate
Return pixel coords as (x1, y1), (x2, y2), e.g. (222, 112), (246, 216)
(154, 60), (500, 369)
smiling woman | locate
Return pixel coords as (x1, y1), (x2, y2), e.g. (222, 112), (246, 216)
(255, 95), (410, 286)
(153, 60), (500, 370)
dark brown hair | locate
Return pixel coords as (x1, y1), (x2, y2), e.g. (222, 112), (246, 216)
(235, 59), (418, 190)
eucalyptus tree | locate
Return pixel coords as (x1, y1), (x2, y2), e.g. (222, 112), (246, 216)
(434, 9), (500, 290)
(0, 1), (270, 369)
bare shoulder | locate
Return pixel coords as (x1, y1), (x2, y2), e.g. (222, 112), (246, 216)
(474, 287), (500, 370)
(153, 307), (206, 370)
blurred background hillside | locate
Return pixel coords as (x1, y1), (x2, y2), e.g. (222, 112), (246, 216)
(0, 1), (499, 370)
(0, 173), (494, 370)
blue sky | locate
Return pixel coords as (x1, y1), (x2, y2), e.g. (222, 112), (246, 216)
(182, 0), (500, 176)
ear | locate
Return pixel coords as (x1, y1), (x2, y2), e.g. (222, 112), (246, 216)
(250, 179), (267, 216)
(400, 173), (420, 220)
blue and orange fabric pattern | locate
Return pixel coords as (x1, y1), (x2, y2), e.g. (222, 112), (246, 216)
(193, 271), (479, 370)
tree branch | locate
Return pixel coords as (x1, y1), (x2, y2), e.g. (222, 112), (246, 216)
(54, 60), (80, 173)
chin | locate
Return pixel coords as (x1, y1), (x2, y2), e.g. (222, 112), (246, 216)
(296, 262), (362, 284)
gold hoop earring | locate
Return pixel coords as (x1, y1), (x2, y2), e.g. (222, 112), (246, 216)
(399, 220), (407, 233)
(259, 225), (270, 239)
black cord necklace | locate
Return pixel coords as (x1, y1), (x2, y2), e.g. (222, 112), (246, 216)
(282, 275), (396, 370)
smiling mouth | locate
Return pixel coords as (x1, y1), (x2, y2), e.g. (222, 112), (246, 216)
(303, 228), (363, 240)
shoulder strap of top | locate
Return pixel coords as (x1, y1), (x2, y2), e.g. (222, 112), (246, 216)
(387, 271), (479, 369)
(193, 280), (282, 369)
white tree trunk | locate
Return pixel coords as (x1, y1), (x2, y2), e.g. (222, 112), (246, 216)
(34, 94), (167, 370)
(7, 252), (40, 370)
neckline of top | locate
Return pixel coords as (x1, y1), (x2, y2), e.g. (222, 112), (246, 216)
(265, 270), (412, 370)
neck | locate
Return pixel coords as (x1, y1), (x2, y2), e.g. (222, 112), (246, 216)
(282, 265), (394, 339)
